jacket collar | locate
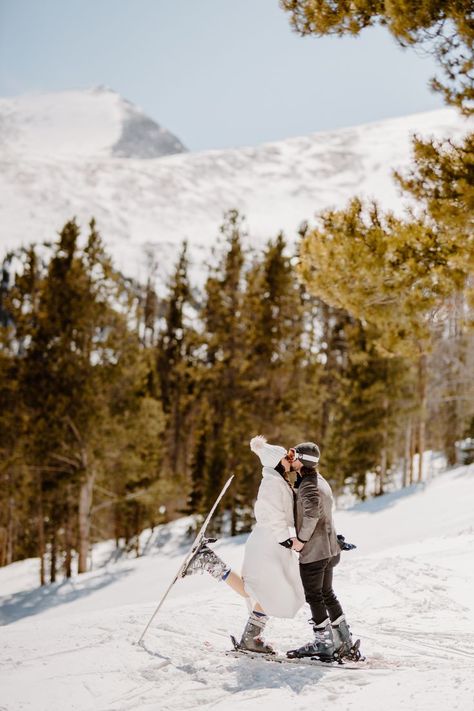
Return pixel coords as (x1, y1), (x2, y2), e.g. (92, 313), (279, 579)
(262, 466), (281, 479)
(262, 467), (294, 495)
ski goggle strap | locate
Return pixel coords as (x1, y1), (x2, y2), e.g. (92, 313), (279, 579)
(298, 453), (319, 463)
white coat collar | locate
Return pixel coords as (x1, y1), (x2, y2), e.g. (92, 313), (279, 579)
(262, 466), (295, 501)
(262, 466), (281, 479)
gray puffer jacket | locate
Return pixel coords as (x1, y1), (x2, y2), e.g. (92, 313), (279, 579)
(295, 469), (340, 565)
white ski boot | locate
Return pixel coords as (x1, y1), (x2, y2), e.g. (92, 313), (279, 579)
(182, 538), (230, 580)
(331, 615), (352, 654)
(331, 615), (362, 660)
(287, 618), (335, 660)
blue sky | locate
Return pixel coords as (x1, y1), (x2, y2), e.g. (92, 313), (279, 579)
(0, 0), (445, 150)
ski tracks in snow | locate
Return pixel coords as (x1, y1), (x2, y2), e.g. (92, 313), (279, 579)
(1, 553), (473, 711)
(136, 543), (474, 711)
(1, 476), (474, 711)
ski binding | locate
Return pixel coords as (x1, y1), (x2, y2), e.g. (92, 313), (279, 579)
(228, 635), (366, 670)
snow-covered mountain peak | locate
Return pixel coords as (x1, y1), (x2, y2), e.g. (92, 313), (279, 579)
(0, 87), (187, 160)
(0, 95), (472, 285)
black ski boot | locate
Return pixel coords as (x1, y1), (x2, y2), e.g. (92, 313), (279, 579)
(236, 611), (275, 654)
(182, 538), (230, 580)
(287, 618), (335, 660)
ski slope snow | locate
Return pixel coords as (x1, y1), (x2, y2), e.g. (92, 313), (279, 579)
(1, 463), (473, 711)
(1, 88), (472, 285)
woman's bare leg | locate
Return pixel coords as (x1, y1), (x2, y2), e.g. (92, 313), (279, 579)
(224, 571), (248, 598)
(224, 571), (265, 613)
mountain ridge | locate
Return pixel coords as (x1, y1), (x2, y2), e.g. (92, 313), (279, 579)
(0, 89), (472, 284)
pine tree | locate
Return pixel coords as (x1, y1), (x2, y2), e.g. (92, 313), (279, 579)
(243, 233), (305, 421)
(323, 319), (411, 497)
(157, 241), (197, 484)
(281, 2), (474, 476)
(396, 132), (474, 230)
(16, 220), (110, 576)
(0, 348), (32, 566)
(187, 414), (209, 516)
(102, 388), (165, 555)
(239, 232), (310, 500)
(196, 210), (249, 532)
(397, 129), (474, 467)
(3, 246), (47, 580)
(298, 199), (474, 481)
(1, 219), (162, 579)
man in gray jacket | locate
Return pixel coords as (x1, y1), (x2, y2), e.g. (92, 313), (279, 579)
(287, 442), (356, 661)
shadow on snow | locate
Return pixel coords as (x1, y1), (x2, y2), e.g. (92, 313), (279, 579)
(223, 655), (332, 694)
(0, 565), (133, 626)
(346, 482), (426, 514)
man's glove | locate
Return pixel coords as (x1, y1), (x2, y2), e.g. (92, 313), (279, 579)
(337, 534), (357, 551)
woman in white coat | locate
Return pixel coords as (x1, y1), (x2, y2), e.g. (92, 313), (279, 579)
(184, 435), (305, 653)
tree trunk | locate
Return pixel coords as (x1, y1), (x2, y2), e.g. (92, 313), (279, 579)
(444, 399), (458, 466)
(78, 466), (95, 574)
(6, 490), (14, 566)
(134, 506), (141, 558)
(114, 502), (121, 549)
(357, 478), (366, 501)
(64, 489), (73, 579)
(409, 424), (416, 486)
(377, 395), (389, 496)
(320, 301), (332, 440)
(50, 528), (57, 583)
(417, 354), (427, 483)
(402, 420), (412, 488)
(37, 475), (46, 586)
(0, 526), (6, 567)
(444, 290), (463, 466)
(230, 496), (238, 537)
(378, 447), (387, 496)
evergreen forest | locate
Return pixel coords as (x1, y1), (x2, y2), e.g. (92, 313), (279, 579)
(1, 0), (473, 583)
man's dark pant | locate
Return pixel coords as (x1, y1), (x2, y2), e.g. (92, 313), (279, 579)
(299, 554), (343, 626)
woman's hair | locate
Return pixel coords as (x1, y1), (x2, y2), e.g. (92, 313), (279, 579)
(275, 460), (292, 484)
(274, 461), (285, 476)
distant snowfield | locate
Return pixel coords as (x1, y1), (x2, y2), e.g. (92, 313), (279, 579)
(1, 89), (472, 286)
(1, 464), (473, 711)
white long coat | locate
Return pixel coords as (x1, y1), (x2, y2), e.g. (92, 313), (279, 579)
(241, 466), (305, 618)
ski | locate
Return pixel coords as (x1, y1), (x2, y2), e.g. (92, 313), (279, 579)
(137, 475), (234, 645)
(227, 635), (367, 670)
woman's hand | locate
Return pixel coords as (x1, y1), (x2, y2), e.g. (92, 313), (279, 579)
(291, 538), (304, 552)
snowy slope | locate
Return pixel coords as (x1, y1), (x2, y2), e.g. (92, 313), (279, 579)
(1, 463), (473, 711)
(0, 89), (472, 284)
